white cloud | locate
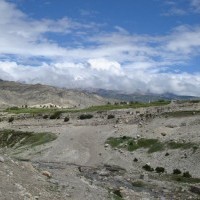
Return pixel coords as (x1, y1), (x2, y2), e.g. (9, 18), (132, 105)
(0, 0), (200, 96)
(191, 0), (200, 12)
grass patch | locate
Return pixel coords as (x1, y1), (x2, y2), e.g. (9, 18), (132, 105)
(106, 137), (162, 153)
(132, 180), (146, 187)
(78, 114), (93, 120)
(106, 136), (132, 148)
(167, 141), (195, 150)
(163, 110), (200, 118)
(148, 142), (165, 153)
(0, 129), (57, 148)
(49, 111), (62, 119)
(4, 100), (170, 114)
(170, 175), (200, 184)
(106, 137), (198, 153)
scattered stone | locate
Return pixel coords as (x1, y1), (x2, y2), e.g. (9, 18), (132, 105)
(104, 144), (109, 148)
(164, 153), (169, 157)
(119, 149), (123, 153)
(140, 173), (149, 181)
(136, 135), (141, 139)
(161, 132), (166, 136)
(42, 171), (51, 178)
(0, 156), (4, 163)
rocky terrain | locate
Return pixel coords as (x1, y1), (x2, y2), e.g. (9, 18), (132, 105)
(0, 99), (200, 199)
(0, 80), (108, 108)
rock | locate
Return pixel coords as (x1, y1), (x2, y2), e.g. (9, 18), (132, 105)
(190, 186), (200, 195)
(161, 132), (166, 136)
(99, 170), (110, 176)
(24, 192), (32, 198)
(140, 173), (149, 181)
(65, 193), (71, 197)
(42, 171), (51, 178)
(136, 135), (141, 139)
(0, 156), (4, 163)
(104, 144), (109, 148)
(133, 158), (138, 162)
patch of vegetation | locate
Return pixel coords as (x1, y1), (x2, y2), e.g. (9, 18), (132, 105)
(106, 137), (198, 153)
(5, 107), (59, 114)
(64, 117), (69, 122)
(142, 164), (154, 172)
(171, 175), (200, 183)
(183, 171), (192, 178)
(167, 141), (195, 150)
(148, 142), (164, 153)
(43, 115), (49, 119)
(78, 114), (93, 120)
(107, 114), (115, 119)
(8, 117), (14, 123)
(49, 111), (62, 119)
(0, 129), (57, 148)
(155, 167), (165, 173)
(163, 110), (200, 118)
(112, 189), (123, 200)
(110, 194), (123, 200)
(173, 169), (182, 175)
(5, 100), (170, 115)
(106, 137), (164, 153)
(106, 136), (132, 148)
(132, 180), (146, 187)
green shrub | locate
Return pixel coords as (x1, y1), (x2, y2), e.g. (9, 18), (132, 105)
(183, 171), (192, 178)
(173, 169), (182, 175)
(107, 114), (115, 119)
(8, 117), (14, 123)
(43, 115), (49, 119)
(64, 117), (69, 122)
(132, 180), (145, 187)
(78, 114), (93, 120)
(142, 164), (154, 172)
(155, 167), (165, 173)
(50, 111), (61, 119)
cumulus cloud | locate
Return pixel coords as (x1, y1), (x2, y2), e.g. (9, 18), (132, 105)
(0, 0), (200, 96)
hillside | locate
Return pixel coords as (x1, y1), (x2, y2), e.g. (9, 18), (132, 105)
(85, 88), (199, 102)
(0, 80), (108, 108)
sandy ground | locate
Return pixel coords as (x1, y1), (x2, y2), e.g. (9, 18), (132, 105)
(0, 103), (200, 199)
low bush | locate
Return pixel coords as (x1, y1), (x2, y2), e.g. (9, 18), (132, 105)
(107, 114), (115, 119)
(142, 164), (154, 172)
(173, 169), (182, 175)
(8, 117), (14, 123)
(50, 111), (61, 119)
(43, 115), (49, 119)
(155, 167), (165, 173)
(78, 114), (93, 120)
(183, 171), (192, 178)
(64, 117), (69, 122)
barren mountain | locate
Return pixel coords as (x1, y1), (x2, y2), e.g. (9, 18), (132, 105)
(0, 80), (108, 108)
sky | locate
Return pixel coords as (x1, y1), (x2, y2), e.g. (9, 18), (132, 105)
(0, 0), (200, 96)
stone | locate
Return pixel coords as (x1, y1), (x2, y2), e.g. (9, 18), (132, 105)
(0, 156), (4, 163)
(190, 186), (200, 195)
(42, 170), (51, 178)
(161, 132), (166, 136)
(140, 173), (149, 181)
(104, 144), (109, 148)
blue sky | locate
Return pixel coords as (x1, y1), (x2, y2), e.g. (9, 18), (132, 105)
(0, 0), (200, 95)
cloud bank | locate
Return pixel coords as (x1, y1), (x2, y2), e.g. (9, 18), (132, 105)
(0, 0), (200, 96)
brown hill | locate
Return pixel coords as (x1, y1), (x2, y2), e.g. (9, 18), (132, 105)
(0, 80), (108, 108)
